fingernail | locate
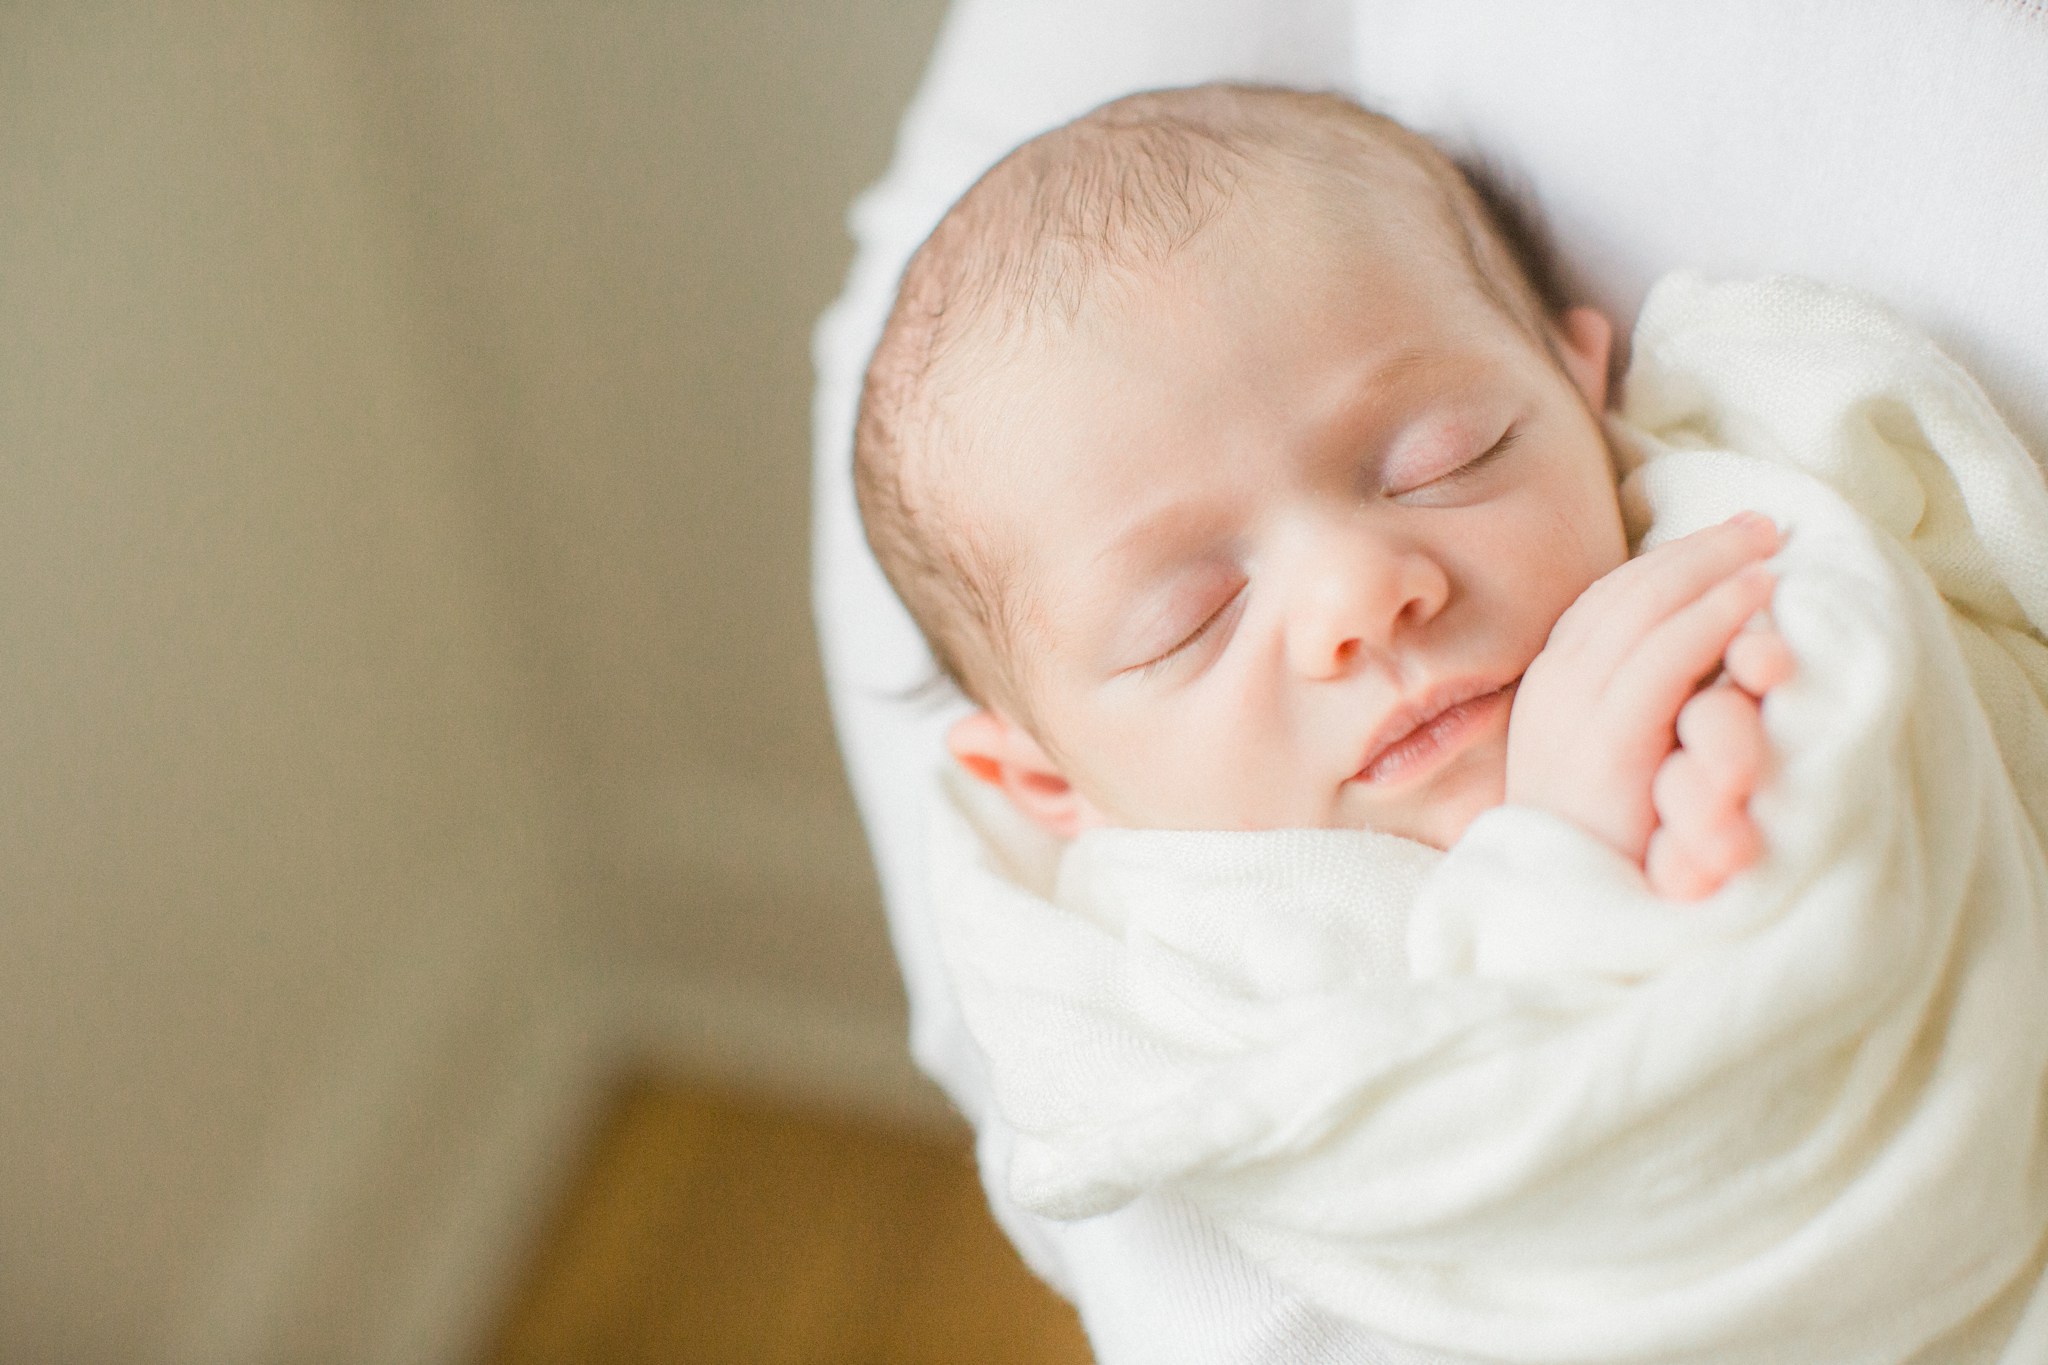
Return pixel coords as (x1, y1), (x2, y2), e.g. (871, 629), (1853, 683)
(1737, 510), (1779, 539)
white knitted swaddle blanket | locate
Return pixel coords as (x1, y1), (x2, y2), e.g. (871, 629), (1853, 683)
(928, 275), (2048, 1363)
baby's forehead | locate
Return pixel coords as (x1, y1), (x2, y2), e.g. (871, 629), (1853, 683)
(934, 194), (1491, 473)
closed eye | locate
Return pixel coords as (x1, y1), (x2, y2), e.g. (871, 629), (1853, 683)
(1390, 424), (1522, 503)
(1131, 585), (1245, 678)
(1458, 425), (1522, 477)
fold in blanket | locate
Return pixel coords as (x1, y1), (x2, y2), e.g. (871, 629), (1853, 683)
(929, 276), (2048, 1364)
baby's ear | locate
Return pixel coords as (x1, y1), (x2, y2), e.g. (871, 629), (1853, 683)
(947, 709), (1097, 840)
(1557, 306), (1615, 411)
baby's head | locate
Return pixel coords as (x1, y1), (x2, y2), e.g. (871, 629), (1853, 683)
(856, 85), (1626, 846)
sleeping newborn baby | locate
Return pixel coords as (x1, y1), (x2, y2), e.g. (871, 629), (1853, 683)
(857, 82), (1790, 895)
(855, 84), (2048, 1364)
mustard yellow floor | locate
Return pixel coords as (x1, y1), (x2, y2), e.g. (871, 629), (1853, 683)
(478, 1075), (1095, 1365)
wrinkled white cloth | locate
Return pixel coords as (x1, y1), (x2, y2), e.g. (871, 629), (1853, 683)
(928, 275), (2048, 1364)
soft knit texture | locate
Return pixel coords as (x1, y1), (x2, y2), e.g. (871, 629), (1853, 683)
(928, 275), (2048, 1363)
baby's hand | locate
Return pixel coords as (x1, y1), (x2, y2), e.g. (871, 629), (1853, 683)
(1645, 619), (1796, 899)
(1505, 512), (1787, 891)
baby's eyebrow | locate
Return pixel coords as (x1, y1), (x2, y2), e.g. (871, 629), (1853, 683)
(1090, 492), (1235, 576)
(1363, 346), (1443, 390)
(1332, 346), (1468, 425)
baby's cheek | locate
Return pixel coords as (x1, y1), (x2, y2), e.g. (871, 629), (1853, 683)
(1521, 537), (1618, 663)
(1433, 735), (1512, 846)
(1074, 718), (1237, 829)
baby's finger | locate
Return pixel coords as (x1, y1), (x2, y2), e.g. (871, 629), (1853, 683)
(1652, 747), (1729, 832)
(1607, 566), (1775, 746)
(1647, 808), (1764, 901)
(1569, 513), (1779, 660)
(1655, 716), (1760, 827)
(1646, 827), (1720, 901)
(1725, 622), (1796, 696)
(1693, 806), (1764, 876)
(1674, 683), (1766, 785)
(1652, 750), (1701, 832)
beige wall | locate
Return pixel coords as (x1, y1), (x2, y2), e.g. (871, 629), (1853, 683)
(355, 0), (949, 1017)
(0, 1), (951, 1360)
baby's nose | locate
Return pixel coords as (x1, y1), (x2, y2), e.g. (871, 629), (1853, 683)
(1285, 531), (1450, 679)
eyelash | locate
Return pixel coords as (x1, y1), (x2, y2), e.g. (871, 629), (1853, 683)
(1441, 424), (1522, 484)
(1136, 585), (1243, 677)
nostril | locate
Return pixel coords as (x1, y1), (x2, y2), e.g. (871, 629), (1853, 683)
(1333, 638), (1360, 669)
